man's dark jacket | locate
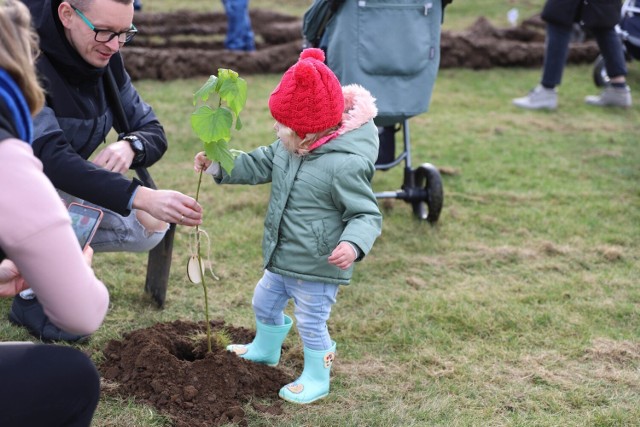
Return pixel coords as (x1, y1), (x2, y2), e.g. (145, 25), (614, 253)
(541, 0), (622, 29)
(22, 0), (167, 215)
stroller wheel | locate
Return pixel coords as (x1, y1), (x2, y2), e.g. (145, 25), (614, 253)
(411, 163), (443, 223)
(592, 55), (609, 87)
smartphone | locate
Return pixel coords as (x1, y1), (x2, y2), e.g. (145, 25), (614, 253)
(68, 202), (104, 250)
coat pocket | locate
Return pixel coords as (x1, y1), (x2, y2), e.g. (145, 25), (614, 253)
(311, 219), (331, 256)
(356, 0), (439, 76)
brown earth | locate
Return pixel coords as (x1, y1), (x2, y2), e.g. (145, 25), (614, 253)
(99, 319), (296, 427)
(122, 9), (601, 80)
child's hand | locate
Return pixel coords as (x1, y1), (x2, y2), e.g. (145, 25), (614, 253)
(194, 151), (212, 172)
(328, 242), (357, 270)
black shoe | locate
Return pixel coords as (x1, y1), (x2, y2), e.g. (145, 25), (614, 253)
(8, 295), (90, 343)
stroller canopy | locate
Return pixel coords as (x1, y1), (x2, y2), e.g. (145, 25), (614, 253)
(321, 0), (443, 126)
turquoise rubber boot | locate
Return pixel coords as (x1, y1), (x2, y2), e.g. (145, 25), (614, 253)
(226, 314), (293, 367)
(279, 341), (336, 404)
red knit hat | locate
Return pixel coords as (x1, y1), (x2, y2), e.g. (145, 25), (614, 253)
(268, 48), (344, 139)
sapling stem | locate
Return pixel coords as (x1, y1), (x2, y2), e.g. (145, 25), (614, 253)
(190, 69), (247, 354)
(195, 168), (212, 353)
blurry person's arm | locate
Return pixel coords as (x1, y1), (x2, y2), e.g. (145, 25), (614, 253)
(0, 139), (109, 335)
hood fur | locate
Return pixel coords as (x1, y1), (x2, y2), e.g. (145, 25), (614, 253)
(338, 84), (378, 135)
(307, 84), (377, 152)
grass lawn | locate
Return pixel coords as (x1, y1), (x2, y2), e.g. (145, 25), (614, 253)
(2, 0), (639, 426)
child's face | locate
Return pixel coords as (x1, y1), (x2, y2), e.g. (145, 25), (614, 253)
(274, 122), (301, 153)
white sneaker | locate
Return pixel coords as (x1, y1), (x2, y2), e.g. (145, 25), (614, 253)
(585, 85), (632, 108)
(512, 85), (558, 110)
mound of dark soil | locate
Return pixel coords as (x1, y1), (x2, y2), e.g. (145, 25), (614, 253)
(99, 320), (294, 427)
(122, 10), (600, 80)
(439, 15), (599, 69)
(122, 9), (303, 80)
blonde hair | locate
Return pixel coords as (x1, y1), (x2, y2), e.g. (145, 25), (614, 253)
(280, 124), (340, 156)
(71, 0), (135, 11)
(0, 0), (44, 115)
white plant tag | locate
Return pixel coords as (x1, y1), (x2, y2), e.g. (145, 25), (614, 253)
(187, 255), (204, 284)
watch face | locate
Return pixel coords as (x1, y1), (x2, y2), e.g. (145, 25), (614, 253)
(125, 136), (143, 151)
(125, 136), (145, 163)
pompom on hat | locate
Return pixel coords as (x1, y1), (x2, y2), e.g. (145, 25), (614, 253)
(268, 48), (344, 139)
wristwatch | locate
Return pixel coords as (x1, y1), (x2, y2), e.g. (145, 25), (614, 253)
(123, 134), (145, 165)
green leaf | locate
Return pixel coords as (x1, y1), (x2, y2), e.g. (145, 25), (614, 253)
(204, 140), (236, 174)
(193, 75), (218, 105)
(217, 70), (247, 120)
(191, 106), (233, 143)
(191, 69), (247, 175)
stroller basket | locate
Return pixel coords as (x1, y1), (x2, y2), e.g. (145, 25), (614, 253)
(317, 0), (445, 222)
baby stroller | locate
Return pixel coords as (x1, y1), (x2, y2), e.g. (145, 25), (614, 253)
(303, 0), (446, 223)
(593, 0), (640, 86)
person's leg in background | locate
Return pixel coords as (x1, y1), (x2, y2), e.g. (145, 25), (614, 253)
(513, 22), (573, 110)
(239, 0), (255, 51)
(585, 26), (632, 107)
(222, 0), (255, 51)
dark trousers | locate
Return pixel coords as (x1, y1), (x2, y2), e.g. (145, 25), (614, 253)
(541, 22), (627, 88)
(0, 344), (100, 427)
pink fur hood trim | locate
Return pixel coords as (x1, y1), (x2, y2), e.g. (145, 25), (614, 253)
(307, 84), (378, 152)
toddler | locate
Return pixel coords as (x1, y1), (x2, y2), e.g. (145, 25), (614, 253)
(194, 48), (382, 404)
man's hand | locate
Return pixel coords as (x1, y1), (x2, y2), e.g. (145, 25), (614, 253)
(328, 241), (357, 270)
(133, 187), (203, 226)
(0, 259), (28, 297)
(92, 140), (135, 174)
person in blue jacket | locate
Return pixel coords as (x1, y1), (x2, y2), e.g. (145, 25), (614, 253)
(194, 48), (382, 404)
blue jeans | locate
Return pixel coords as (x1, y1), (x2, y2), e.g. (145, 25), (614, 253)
(90, 207), (166, 253)
(58, 190), (167, 253)
(542, 22), (627, 88)
(252, 270), (339, 351)
(221, 0), (255, 51)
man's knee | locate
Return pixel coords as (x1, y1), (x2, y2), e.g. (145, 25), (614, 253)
(135, 210), (168, 233)
(133, 227), (168, 253)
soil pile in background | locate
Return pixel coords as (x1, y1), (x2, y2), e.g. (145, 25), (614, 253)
(123, 9), (302, 80)
(123, 10), (600, 80)
(440, 15), (599, 69)
(99, 320), (294, 427)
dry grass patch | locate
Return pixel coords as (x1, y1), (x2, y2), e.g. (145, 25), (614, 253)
(595, 245), (625, 262)
(495, 339), (640, 393)
(584, 338), (640, 367)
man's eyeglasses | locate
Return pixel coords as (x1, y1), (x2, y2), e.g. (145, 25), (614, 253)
(72, 5), (137, 44)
